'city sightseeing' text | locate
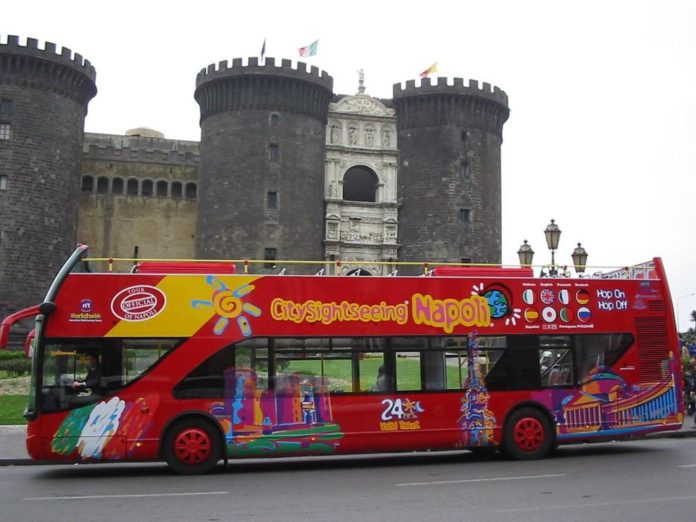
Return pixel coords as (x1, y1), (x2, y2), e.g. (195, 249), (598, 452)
(271, 292), (492, 333)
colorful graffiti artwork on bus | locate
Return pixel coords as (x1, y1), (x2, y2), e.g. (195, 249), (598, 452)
(191, 276), (262, 336)
(51, 395), (159, 459)
(551, 359), (680, 440)
(209, 367), (343, 457)
(459, 334), (496, 446)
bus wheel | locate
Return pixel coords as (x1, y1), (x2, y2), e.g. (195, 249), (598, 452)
(164, 418), (222, 475)
(503, 407), (553, 460)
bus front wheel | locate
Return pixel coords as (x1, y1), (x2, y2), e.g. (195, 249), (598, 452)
(164, 418), (222, 475)
(503, 407), (553, 460)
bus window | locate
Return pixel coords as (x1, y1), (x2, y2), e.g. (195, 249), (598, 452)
(41, 338), (177, 411)
(484, 335), (540, 391)
(174, 344), (235, 399)
(174, 338), (269, 399)
(274, 338), (354, 393)
(235, 338), (269, 390)
(574, 333), (633, 383)
(122, 339), (177, 385)
(360, 351), (386, 392)
(391, 337), (424, 391)
(444, 337), (468, 389)
(347, 337), (387, 392)
(539, 336), (573, 386)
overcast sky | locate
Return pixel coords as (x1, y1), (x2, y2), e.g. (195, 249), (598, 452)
(6, 0), (696, 331)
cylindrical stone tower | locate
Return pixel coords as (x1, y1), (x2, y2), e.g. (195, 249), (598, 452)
(393, 77), (509, 268)
(0, 36), (97, 317)
(194, 57), (333, 270)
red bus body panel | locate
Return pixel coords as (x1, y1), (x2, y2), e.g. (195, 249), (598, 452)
(25, 257), (683, 462)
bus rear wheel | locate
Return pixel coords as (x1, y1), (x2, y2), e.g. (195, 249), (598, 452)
(503, 407), (553, 460)
(164, 418), (222, 475)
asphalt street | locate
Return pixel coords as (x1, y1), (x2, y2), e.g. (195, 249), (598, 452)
(1, 438), (695, 522)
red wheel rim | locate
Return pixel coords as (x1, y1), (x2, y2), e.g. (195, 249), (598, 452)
(513, 417), (545, 451)
(173, 428), (212, 465)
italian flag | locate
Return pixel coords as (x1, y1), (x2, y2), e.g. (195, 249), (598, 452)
(299, 39), (319, 57)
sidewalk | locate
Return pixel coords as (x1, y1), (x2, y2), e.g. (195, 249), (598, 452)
(1, 422), (695, 466)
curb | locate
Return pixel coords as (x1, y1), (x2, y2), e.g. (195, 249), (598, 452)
(1, 427), (694, 467)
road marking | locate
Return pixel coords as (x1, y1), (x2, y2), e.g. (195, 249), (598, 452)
(24, 491), (228, 501)
(495, 495), (696, 513)
(396, 473), (565, 487)
(678, 464), (696, 468)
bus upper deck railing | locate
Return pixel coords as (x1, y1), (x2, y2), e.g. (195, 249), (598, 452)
(80, 256), (660, 280)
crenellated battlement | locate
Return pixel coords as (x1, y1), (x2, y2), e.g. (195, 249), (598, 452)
(194, 56), (334, 123)
(83, 133), (200, 165)
(195, 56), (332, 90)
(393, 77), (508, 107)
(0, 34), (96, 81)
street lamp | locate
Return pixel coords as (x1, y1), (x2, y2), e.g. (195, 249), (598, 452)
(517, 240), (534, 268)
(677, 293), (696, 333)
(544, 219), (561, 276)
(571, 242), (588, 276)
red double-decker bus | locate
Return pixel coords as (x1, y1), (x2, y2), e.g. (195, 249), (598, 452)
(0, 246), (684, 474)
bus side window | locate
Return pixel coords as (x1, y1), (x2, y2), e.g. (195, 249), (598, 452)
(485, 344), (541, 391)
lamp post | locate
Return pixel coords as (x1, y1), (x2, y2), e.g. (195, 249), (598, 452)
(677, 293), (695, 333)
(544, 219), (561, 276)
(517, 240), (534, 268)
(571, 242), (588, 276)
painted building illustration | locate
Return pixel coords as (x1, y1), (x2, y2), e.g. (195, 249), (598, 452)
(212, 367), (341, 456)
(556, 362), (680, 439)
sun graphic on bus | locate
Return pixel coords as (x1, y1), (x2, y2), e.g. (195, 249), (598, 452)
(191, 276), (262, 336)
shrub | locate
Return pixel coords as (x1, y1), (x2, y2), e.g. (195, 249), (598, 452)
(0, 358), (32, 377)
(0, 350), (26, 361)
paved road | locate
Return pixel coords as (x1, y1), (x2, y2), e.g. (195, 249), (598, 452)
(1, 438), (695, 522)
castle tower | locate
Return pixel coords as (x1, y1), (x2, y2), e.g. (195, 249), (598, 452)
(194, 57), (333, 269)
(393, 77), (509, 268)
(0, 36), (97, 316)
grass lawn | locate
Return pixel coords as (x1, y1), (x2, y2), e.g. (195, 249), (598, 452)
(0, 395), (28, 425)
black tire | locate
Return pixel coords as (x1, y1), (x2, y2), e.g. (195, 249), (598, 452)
(502, 407), (553, 460)
(163, 418), (222, 475)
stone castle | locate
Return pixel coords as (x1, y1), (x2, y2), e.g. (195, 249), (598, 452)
(0, 35), (509, 316)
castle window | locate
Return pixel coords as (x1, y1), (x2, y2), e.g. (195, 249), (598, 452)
(81, 176), (94, 193)
(156, 180), (168, 198)
(268, 144), (279, 161)
(142, 180), (153, 197)
(0, 175), (7, 191)
(171, 182), (183, 199)
(343, 166), (378, 202)
(127, 178), (139, 195)
(266, 191), (278, 209)
(185, 183), (197, 200)
(0, 99), (12, 115)
(96, 176), (109, 194)
(459, 208), (471, 223)
(112, 177), (124, 194)
(269, 113), (280, 125)
(459, 160), (470, 178)
(264, 248), (277, 268)
(0, 123), (11, 140)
